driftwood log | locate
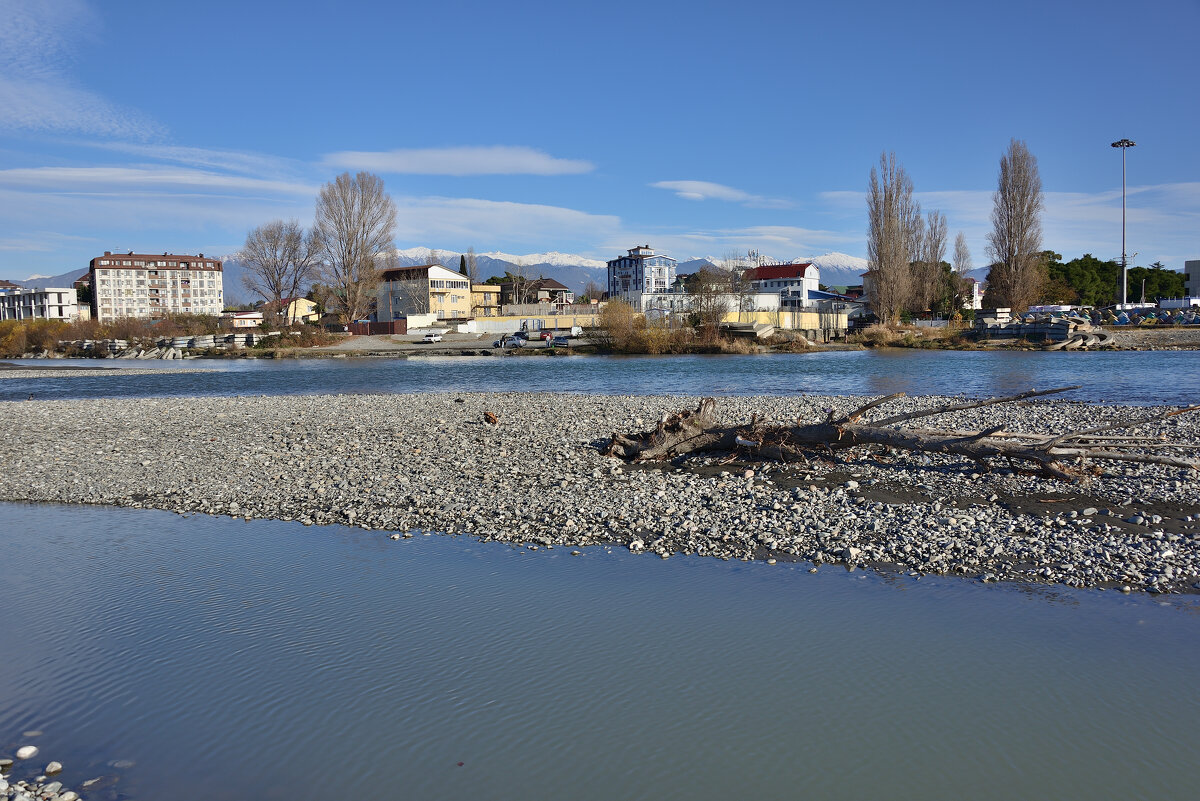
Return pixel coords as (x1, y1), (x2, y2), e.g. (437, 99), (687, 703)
(602, 387), (1200, 480)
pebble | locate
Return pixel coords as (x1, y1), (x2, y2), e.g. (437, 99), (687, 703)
(0, 391), (1196, 596)
(15, 746), (37, 760)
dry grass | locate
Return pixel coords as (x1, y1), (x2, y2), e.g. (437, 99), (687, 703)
(849, 323), (971, 349)
(0, 315), (334, 358)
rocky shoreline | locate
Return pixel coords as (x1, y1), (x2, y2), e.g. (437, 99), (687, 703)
(0, 744), (84, 801)
(1, 391), (1197, 594)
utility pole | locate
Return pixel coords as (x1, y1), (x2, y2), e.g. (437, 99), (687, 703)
(1111, 139), (1136, 307)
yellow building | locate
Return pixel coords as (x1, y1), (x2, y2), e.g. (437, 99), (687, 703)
(471, 284), (501, 317)
(263, 297), (318, 324)
(378, 264), (472, 322)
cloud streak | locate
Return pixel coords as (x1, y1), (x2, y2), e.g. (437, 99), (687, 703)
(0, 0), (162, 139)
(0, 165), (316, 196)
(323, 146), (594, 176)
(651, 180), (792, 209)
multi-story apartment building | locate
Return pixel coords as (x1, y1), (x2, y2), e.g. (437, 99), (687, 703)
(1186, 260), (1200, 297)
(89, 251), (224, 322)
(0, 286), (79, 321)
(377, 264), (472, 322)
(606, 245), (677, 309)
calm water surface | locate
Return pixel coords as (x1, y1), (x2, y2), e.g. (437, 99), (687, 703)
(3, 349), (1199, 404)
(2, 502), (1199, 800)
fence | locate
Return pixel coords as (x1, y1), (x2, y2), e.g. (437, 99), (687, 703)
(501, 303), (597, 317)
(349, 320), (407, 336)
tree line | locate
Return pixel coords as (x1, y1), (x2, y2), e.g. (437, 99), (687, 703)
(240, 171), (398, 325)
(867, 140), (1185, 319)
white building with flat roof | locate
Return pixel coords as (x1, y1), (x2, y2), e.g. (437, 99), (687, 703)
(0, 286), (79, 321)
(89, 251), (224, 322)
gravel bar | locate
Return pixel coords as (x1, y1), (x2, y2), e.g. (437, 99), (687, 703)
(2, 392), (1198, 594)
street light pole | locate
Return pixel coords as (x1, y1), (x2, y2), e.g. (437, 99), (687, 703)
(1111, 138), (1136, 307)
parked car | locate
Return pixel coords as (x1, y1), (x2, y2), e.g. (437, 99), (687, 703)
(422, 332), (443, 343)
(492, 334), (525, 348)
(551, 336), (570, 347)
(511, 330), (530, 341)
(539, 330), (555, 341)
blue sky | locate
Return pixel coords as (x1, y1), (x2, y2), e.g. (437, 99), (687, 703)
(1, 0), (1197, 278)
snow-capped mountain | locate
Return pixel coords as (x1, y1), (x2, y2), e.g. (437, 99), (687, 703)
(390, 247), (606, 294)
(0, 269), (87, 290)
(679, 252), (869, 287)
(802, 252), (869, 287)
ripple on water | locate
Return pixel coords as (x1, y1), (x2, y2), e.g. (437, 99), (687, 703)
(1, 502), (1199, 800)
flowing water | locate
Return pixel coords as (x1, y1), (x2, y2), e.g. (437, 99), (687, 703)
(3, 349), (1199, 404)
(3, 352), (1199, 799)
(1, 503), (1198, 801)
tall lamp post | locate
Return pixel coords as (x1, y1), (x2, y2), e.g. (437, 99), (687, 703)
(1111, 138), (1136, 307)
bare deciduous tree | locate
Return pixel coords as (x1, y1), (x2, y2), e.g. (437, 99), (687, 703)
(583, 280), (605, 301)
(986, 139), (1045, 312)
(689, 266), (733, 334)
(953, 231), (973, 274)
(866, 152), (921, 324)
(913, 210), (947, 312)
(465, 247), (480, 285)
(239, 219), (317, 327)
(376, 251), (429, 318)
(506, 259), (535, 306)
(312, 172), (398, 324)
(947, 231), (975, 315)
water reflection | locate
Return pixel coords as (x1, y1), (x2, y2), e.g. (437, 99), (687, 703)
(3, 349), (1199, 405)
(2, 501), (1200, 800)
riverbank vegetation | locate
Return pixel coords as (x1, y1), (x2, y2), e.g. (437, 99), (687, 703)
(848, 323), (972, 349)
(0, 316), (338, 358)
(594, 300), (774, 355)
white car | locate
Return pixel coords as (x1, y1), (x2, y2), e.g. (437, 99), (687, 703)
(422, 332), (443, 343)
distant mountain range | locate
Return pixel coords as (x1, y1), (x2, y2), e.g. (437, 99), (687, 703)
(3, 269), (87, 290)
(1, 249), (875, 306)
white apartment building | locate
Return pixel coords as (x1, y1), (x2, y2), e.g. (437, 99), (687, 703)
(741, 262), (821, 302)
(90, 251), (224, 322)
(0, 286), (79, 321)
(607, 245), (678, 309)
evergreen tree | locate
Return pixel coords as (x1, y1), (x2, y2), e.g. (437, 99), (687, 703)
(459, 254), (468, 277)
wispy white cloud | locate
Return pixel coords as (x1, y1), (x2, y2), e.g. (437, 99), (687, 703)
(0, 165), (316, 196)
(393, 196), (620, 251)
(83, 141), (300, 177)
(323, 146), (594, 176)
(605, 224), (855, 263)
(651, 180), (792, 209)
(820, 182), (1200, 268)
(0, 0), (162, 139)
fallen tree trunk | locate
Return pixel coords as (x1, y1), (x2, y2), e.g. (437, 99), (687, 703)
(601, 388), (1200, 480)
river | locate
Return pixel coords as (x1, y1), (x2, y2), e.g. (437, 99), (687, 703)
(2, 351), (1199, 799)
(2, 348), (1199, 404)
(2, 503), (1198, 800)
